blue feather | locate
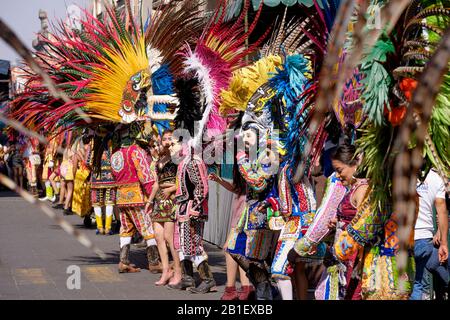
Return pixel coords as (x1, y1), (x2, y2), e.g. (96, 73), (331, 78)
(317, 0), (341, 32)
(268, 54), (312, 172)
(150, 64), (174, 135)
(143, 14), (150, 33)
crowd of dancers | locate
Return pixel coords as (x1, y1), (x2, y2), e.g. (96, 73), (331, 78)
(2, 0), (449, 300)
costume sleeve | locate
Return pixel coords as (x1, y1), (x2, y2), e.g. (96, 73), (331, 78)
(277, 166), (292, 217)
(186, 159), (209, 211)
(236, 151), (268, 192)
(294, 173), (347, 256)
(131, 146), (155, 196)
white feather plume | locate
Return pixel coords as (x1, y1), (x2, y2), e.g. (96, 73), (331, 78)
(183, 51), (216, 149)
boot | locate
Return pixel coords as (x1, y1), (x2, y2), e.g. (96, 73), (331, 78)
(146, 245), (163, 273)
(118, 244), (140, 273)
(238, 285), (255, 300)
(46, 184), (54, 200)
(254, 281), (273, 300)
(188, 261), (217, 294)
(52, 194), (59, 204)
(53, 202), (64, 209)
(221, 286), (239, 300)
(104, 215), (113, 235)
(167, 259), (195, 290)
(247, 264), (273, 300)
(95, 215), (104, 235)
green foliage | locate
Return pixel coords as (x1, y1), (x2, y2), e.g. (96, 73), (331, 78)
(356, 121), (394, 211)
(360, 35), (395, 126)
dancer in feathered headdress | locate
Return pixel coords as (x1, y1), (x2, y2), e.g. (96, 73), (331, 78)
(218, 4), (333, 299)
(169, 0), (269, 295)
(328, 0), (450, 300)
(8, 0), (208, 276)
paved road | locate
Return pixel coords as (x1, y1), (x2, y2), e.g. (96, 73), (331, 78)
(0, 191), (227, 300)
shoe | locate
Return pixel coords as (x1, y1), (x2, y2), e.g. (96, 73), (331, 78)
(118, 262), (141, 273)
(221, 286), (239, 300)
(63, 208), (73, 215)
(155, 270), (174, 286)
(188, 279), (217, 294)
(188, 261), (217, 294)
(146, 245), (163, 274)
(39, 196), (48, 202)
(118, 244), (141, 273)
(167, 260), (195, 290)
(255, 281), (273, 300)
(52, 203), (64, 209)
(167, 275), (195, 290)
(104, 229), (114, 235)
(237, 285), (255, 300)
(49, 195), (56, 203)
(96, 228), (105, 235)
(52, 195), (59, 204)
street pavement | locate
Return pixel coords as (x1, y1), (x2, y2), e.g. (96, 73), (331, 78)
(0, 191), (226, 300)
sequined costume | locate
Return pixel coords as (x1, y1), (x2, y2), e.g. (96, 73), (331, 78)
(111, 144), (155, 239)
(293, 173), (347, 257)
(90, 140), (116, 234)
(72, 148), (91, 217)
(174, 154), (209, 257)
(270, 166), (326, 280)
(227, 150), (276, 263)
(334, 193), (415, 300)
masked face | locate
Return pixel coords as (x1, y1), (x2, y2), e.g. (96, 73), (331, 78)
(242, 129), (257, 149)
(169, 140), (183, 161)
(120, 70), (151, 123)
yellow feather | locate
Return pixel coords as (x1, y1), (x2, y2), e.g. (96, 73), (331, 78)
(85, 36), (149, 122)
(219, 55), (282, 116)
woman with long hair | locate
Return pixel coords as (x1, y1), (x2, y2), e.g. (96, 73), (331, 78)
(149, 129), (182, 286)
(326, 143), (368, 300)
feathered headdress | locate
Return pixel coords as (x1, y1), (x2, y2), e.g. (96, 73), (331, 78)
(355, 0), (450, 211)
(220, 55), (283, 116)
(9, 1), (205, 134)
(178, 0), (269, 148)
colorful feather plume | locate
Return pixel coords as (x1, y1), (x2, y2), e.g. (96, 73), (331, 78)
(9, 0), (205, 134)
(219, 55), (283, 116)
(180, 0), (269, 148)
